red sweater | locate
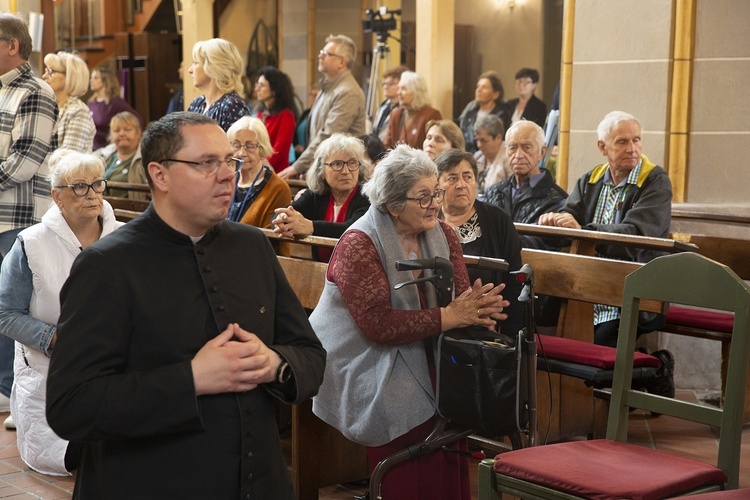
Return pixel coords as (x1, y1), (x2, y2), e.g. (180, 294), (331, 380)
(258, 109), (296, 173)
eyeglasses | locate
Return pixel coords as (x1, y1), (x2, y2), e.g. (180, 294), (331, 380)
(382, 81), (397, 87)
(515, 78), (535, 86)
(319, 49), (344, 60)
(324, 160), (360, 172)
(405, 189), (445, 209)
(231, 142), (260, 153)
(55, 180), (107, 197)
(160, 157), (244, 176)
(44, 67), (65, 78)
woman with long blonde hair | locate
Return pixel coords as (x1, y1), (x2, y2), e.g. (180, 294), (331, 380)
(187, 38), (250, 131)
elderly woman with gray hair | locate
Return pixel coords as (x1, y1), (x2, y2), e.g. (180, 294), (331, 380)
(272, 133), (371, 261)
(0, 149), (123, 476)
(310, 144), (508, 500)
(384, 71), (442, 149)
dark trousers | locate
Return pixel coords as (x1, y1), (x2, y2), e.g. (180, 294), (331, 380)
(594, 313), (667, 348)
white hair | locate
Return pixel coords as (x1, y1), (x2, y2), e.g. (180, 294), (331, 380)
(597, 111), (642, 142)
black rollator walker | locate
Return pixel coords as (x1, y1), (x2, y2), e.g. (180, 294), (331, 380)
(367, 256), (538, 500)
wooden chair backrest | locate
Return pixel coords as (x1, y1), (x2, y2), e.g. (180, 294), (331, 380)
(610, 252), (750, 487)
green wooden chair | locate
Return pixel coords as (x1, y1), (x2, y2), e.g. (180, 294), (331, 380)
(479, 252), (750, 499)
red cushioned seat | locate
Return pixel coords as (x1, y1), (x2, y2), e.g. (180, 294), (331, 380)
(493, 440), (727, 500)
(666, 305), (734, 332)
(536, 334), (660, 369)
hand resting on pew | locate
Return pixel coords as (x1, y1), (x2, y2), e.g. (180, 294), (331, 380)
(538, 211), (581, 229)
(272, 205), (314, 239)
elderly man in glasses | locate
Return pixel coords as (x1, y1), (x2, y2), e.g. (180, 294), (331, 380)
(279, 34), (366, 180)
(47, 112), (325, 499)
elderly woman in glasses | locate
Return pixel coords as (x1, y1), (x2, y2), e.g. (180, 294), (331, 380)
(272, 133), (371, 262)
(0, 149), (123, 476)
(226, 116), (291, 227)
(310, 144), (508, 500)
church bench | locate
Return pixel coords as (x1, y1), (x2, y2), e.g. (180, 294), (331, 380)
(276, 255), (370, 500)
(519, 248), (666, 442)
(104, 195), (150, 213)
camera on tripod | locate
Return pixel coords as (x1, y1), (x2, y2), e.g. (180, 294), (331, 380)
(362, 7), (400, 43)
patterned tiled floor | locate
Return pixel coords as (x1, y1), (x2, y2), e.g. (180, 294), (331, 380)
(0, 390), (747, 499)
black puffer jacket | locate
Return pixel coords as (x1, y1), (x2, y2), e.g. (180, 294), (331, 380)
(484, 168), (568, 249)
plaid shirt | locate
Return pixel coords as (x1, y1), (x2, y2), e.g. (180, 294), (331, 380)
(592, 162), (642, 325)
(0, 62), (58, 232)
(57, 96), (94, 153)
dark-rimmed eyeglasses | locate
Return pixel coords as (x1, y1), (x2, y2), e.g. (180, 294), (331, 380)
(231, 142), (260, 153)
(324, 160), (360, 172)
(56, 180), (107, 197)
(405, 189), (445, 209)
(160, 157), (243, 176)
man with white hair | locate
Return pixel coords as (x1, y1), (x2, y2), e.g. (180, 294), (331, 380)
(539, 110), (674, 397)
(279, 34), (365, 179)
(484, 120), (567, 247)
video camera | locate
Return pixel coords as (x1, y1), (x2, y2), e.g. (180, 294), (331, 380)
(362, 7), (400, 43)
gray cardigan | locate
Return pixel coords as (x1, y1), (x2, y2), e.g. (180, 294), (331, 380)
(311, 207), (450, 446)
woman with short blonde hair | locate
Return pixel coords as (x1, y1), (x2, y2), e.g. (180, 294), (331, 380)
(187, 38), (250, 131)
(0, 148), (123, 476)
(43, 51), (95, 152)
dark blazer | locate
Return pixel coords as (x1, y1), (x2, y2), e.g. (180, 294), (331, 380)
(507, 94), (548, 129)
(47, 206), (326, 499)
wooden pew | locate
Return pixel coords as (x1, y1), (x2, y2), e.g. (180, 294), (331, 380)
(113, 209), (141, 223)
(285, 178), (308, 199)
(514, 222), (697, 256)
(106, 181), (151, 194)
(510, 225), (693, 441)
(263, 227), (682, 444)
(276, 256), (370, 500)
(104, 196), (150, 213)
(520, 249), (665, 442)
